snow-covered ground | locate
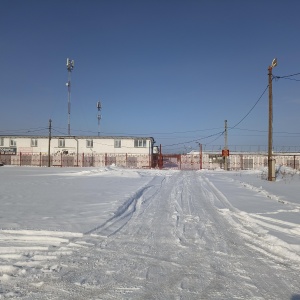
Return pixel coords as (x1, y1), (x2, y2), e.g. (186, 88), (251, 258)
(0, 165), (300, 299)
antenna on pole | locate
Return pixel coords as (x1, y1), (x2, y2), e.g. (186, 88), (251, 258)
(66, 58), (74, 136)
(97, 100), (102, 136)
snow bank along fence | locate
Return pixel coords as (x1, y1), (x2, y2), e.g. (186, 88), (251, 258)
(1, 151), (300, 171)
(0, 152), (154, 168)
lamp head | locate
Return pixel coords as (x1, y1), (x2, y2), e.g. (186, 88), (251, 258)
(271, 58), (277, 68)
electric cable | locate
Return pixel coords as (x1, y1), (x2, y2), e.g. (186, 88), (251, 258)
(229, 85), (269, 130)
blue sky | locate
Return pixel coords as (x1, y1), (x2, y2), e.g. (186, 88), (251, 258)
(1, 0), (300, 153)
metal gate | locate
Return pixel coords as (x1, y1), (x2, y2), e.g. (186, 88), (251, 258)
(159, 154), (201, 170)
(162, 154), (181, 169)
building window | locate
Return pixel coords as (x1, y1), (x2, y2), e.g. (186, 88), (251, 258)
(0, 138), (4, 146)
(134, 139), (146, 148)
(86, 139), (93, 148)
(31, 139), (38, 147)
(10, 139), (16, 147)
(58, 139), (65, 148)
(114, 139), (121, 148)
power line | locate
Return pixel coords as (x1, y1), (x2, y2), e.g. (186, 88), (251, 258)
(205, 131), (225, 145)
(229, 85), (269, 130)
(52, 126), (224, 136)
(233, 127), (300, 135)
(52, 128), (68, 136)
(1, 67), (299, 149)
(0, 127), (48, 135)
(161, 84), (270, 149)
(277, 77), (300, 82)
(273, 72), (300, 79)
(163, 131), (224, 148)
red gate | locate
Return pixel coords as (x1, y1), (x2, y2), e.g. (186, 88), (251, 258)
(157, 154), (201, 170)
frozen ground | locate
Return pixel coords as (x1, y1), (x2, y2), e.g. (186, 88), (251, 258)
(0, 166), (300, 299)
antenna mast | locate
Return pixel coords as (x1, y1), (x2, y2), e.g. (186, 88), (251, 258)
(97, 101), (102, 136)
(66, 58), (74, 136)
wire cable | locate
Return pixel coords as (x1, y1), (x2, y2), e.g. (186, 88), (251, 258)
(162, 131), (224, 147)
(229, 85), (269, 130)
(0, 127), (49, 135)
(273, 72), (300, 79)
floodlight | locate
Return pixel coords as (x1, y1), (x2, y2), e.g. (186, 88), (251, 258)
(271, 58), (277, 68)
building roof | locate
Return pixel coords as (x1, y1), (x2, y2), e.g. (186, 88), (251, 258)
(0, 135), (155, 141)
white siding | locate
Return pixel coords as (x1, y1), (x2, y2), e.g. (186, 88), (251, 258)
(0, 136), (154, 155)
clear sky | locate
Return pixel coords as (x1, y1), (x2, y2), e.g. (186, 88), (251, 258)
(1, 0), (300, 153)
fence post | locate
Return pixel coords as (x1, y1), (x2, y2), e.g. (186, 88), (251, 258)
(200, 144), (203, 170)
(159, 144), (163, 169)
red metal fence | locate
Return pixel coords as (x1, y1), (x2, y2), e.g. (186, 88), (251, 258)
(158, 153), (300, 171)
(1, 152), (299, 171)
(0, 152), (154, 169)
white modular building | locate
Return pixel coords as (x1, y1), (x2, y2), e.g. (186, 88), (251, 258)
(0, 135), (157, 168)
(0, 135), (155, 155)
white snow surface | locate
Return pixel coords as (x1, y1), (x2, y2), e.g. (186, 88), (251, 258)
(0, 165), (300, 299)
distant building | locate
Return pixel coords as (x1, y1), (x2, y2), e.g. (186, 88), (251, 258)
(0, 135), (157, 168)
(0, 135), (155, 155)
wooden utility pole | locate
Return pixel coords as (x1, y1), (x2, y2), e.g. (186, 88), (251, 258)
(159, 144), (163, 169)
(268, 58), (277, 181)
(48, 119), (52, 167)
(224, 120), (228, 171)
(197, 143), (203, 170)
(200, 143), (202, 170)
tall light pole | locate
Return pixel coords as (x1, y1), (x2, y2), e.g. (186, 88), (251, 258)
(66, 58), (74, 136)
(268, 58), (277, 181)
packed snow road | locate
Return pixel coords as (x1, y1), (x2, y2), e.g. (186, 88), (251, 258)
(0, 167), (300, 299)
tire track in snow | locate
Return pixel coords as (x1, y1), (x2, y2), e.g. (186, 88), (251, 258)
(26, 174), (170, 299)
(194, 173), (298, 299)
(84, 175), (165, 237)
(202, 174), (300, 265)
(3, 171), (299, 299)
